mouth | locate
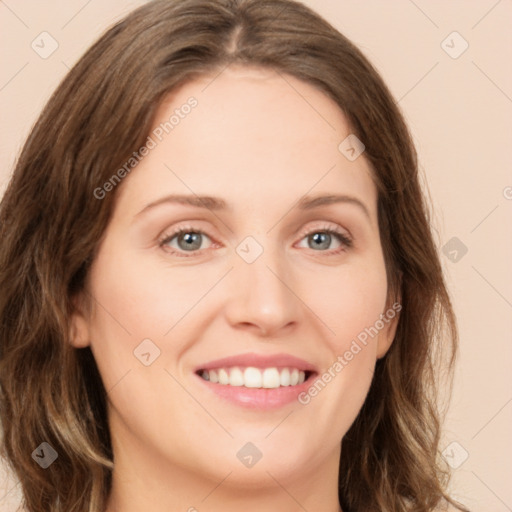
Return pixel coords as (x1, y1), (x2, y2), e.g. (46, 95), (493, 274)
(193, 352), (318, 409)
(195, 366), (315, 388)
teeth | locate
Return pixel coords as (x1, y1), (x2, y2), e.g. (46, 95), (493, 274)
(280, 368), (291, 386)
(244, 367), (262, 388)
(200, 366), (308, 388)
(218, 368), (229, 385)
(262, 368), (280, 388)
(229, 367), (244, 386)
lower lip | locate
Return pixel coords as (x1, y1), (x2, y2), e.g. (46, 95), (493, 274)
(194, 373), (316, 410)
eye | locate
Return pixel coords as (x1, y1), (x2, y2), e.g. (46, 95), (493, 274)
(296, 225), (353, 254)
(158, 223), (353, 258)
(159, 226), (214, 257)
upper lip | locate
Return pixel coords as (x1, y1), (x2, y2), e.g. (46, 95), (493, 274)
(195, 352), (318, 373)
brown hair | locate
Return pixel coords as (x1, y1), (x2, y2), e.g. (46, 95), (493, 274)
(0, 1), (468, 511)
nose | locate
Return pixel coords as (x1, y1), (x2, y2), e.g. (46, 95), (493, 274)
(223, 249), (300, 338)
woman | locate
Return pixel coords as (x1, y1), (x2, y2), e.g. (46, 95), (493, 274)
(0, 1), (469, 511)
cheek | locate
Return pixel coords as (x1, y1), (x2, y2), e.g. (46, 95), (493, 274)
(88, 248), (204, 339)
(85, 244), (221, 388)
(292, 258), (387, 428)
(298, 257), (388, 350)
(85, 248), (210, 436)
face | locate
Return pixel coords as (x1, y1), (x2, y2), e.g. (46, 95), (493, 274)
(71, 65), (399, 495)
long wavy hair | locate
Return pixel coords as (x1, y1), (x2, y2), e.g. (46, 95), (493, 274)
(0, 1), (469, 511)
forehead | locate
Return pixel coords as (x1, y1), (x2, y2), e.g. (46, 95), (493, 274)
(115, 65), (377, 221)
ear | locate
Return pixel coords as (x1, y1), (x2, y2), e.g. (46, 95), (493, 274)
(376, 300), (402, 359)
(68, 294), (91, 348)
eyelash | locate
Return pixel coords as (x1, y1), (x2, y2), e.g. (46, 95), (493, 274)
(158, 223), (353, 258)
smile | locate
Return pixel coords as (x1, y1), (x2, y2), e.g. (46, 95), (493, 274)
(198, 366), (311, 388)
(194, 352), (318, 409)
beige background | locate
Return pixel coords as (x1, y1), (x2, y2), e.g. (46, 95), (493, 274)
(1, 1), (511, 511)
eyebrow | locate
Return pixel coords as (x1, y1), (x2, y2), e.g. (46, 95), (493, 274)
(297, 194), (370, 219)
(136, 194), (229, 217)
(135, 193), (370, 220)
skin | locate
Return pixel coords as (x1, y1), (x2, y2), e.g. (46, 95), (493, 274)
(70, 65), (400, 512)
